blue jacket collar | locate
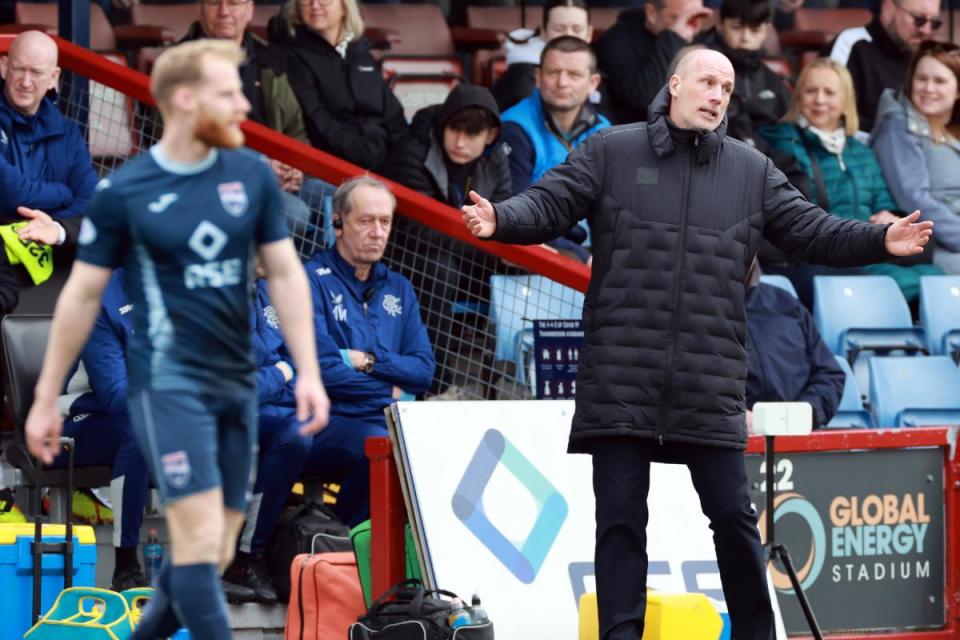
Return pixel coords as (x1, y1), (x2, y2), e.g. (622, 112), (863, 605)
(324, 246), (388, 302)
(0, 77), (66, 137)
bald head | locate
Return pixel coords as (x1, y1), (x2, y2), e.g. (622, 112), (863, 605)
(673, 48), (735, 80)
(667, 49), (735, 132)
(1, 30), (60, 116)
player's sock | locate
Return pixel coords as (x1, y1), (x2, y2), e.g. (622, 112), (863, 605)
(130, 561), (182, 639)
(168, 563), (231, 640)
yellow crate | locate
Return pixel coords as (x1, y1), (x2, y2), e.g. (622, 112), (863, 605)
(578, 591), (722, 640)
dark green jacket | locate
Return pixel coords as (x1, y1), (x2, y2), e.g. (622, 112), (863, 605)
(760, 122), (941, 300)
(181, 23), (308, 145)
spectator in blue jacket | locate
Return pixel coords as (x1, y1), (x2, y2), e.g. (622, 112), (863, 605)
(0, 31), (98, 312)
(222, 276), (312, 605)
(302, 176), (435, 526)
(501, 36), (610, 262)
(745, 261), (844, 429)
(57, 270), (150, 591)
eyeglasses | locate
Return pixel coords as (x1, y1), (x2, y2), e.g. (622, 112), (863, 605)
(893, 0), (943, 31)
(199, 0), (252, 6)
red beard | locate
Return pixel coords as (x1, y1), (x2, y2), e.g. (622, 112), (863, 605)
(194, 110), (245, 148)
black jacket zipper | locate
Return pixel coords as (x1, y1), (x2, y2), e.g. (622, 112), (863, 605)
(657, 136), (697, 443)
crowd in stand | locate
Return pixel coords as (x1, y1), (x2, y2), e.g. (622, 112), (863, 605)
(0, 0), (958, 607)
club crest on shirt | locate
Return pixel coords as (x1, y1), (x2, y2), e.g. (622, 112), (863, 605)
(161, 450), (191, 489)
(218, 182), (248, 217)
(383, 294), (402, 317)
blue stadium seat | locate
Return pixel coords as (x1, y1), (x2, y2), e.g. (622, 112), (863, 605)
(813, 275), (927, 394)
(813, 276), (925, 358)
(825, 355), (874, 428)
(489, 275), (584, 384)
(759, 274), (798, 298)
(868, 356), (960, 427)
(919, 275), (960, 362)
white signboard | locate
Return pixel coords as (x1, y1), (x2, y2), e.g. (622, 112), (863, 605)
(391, 401), (735, 639)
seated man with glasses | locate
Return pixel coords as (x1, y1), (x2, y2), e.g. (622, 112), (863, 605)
(826, 0), (944, 132)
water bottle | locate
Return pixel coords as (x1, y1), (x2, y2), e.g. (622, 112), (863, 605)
(447, 597), (471, 629)
(470, 594), (489, 624)
(144, 528), (163, 583)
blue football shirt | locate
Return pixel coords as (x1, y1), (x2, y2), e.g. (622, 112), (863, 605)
(77, 146), (289, 394)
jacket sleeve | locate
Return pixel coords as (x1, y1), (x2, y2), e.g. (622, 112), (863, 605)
(872, 113), (960, 252)
(796, 303), (844, 427)
(275, 74), (310, 145)
(0, 157), (72, 214)
(79, 311), (128, 416)
(490, 143), (513, 203)
(368, 280), (436, 394)
(285, 58), (391, 169)
(307, 274), (395, 402)
(760, 156), (891, 267)
(491, 132), (602, 244)
(599, 29), (685, 121)
(53, 123), (98, 218)
(502, 122), (535, 195)
(381, 138), (434, 198)
(257, 362), (290, 406)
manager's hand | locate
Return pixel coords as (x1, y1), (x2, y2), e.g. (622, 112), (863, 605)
(884, 211), (934, 256)
(461, 190), (497, 239)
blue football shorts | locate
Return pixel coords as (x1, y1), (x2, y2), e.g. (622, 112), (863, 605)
(128, 388), (258, 511)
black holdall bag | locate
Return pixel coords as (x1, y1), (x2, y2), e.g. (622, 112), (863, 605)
(349, 579), (494, 640)
(266, 500), (352, 602)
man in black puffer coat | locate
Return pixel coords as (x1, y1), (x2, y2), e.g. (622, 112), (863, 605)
(462, 49), (934, 640)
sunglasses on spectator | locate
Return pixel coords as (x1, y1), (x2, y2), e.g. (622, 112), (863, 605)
(893, 0), (943, 31)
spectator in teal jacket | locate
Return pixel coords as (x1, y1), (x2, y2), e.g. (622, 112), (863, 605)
(760, 57), (942, 303)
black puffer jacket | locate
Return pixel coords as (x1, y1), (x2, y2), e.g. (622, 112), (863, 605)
(268, 15), (411, 172)
(490, 87), (891, 452)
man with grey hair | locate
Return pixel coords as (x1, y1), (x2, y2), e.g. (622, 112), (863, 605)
(300, 176), (435, 526)
(462, 48), (934, 639)
(0, 30), (97, 312)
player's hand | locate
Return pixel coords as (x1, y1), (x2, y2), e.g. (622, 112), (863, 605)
(461, 190), (497, 239)
(668, 4), (712, 41)
(884, 210), (933, 256)
(16, 207), (61, 246)
(295, 373), (330, 436)
(745, 410), (754, 433)
(25, 394), (63, 465)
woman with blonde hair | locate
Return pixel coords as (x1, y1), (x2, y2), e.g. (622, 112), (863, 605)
(267, 0), (410, 173)
(760, 57), (941, 304)
(873, 41), (960, 274)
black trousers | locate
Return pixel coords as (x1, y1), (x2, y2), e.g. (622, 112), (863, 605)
(591, 437), (773, 640)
